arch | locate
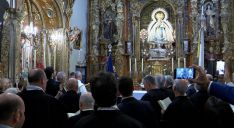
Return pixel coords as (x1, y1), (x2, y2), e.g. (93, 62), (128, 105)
(140, 0), (176, 16)
(52, 0), (64, 28)
(31, 0), (46, 29)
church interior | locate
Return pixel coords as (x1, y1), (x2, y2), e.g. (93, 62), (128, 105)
(0, 0), (234, 85)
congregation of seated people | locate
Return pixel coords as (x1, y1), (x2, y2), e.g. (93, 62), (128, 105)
(0, 65), (234, 128)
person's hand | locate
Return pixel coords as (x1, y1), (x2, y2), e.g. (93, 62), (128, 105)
(189, 65), (210, 91)
(55, 90), (63, 99)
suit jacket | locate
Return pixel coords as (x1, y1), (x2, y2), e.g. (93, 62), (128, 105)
(67, 110), (94, 128)
(210, 82), (234, 105)
(189, 90), (209, 112)
(45, 79), (60, 97)
(186, 84), (196, 97)
(58, 90), (81, 113)
(74, 110), (143, 128)
(118, 97), (159, 128)
(162, 96), (199, 128)
(141, 88), (174, 120)
(18, 89), (67, 128)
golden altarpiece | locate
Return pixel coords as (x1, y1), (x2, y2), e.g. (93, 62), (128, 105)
(87, 0), (234, 82)
(0, 0), (75, 83)
(0, 0), (234, 84)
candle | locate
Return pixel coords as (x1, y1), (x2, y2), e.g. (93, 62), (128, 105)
(201, 6), (204, 15)
(54, 45), (56, 69)
(178, 58), (180, 67)
(141, 58), (144, 73)
(13, 0), (16, 9)
(184, 58), (186, 68)
(172, 58), (174, 73)
(129, 58), (131, 73)
(134, 58), (137, 72)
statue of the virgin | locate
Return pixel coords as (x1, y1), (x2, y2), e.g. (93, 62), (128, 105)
(147, 8), (174, 43)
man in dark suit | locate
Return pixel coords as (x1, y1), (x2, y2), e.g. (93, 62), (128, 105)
(191, 65), (234, 105)
(44, 66), (60, 97)
(117, 76), (159, 128)
(67, 92), (94, 128)
(162, 79), (199, 128)
(186, 80), (196, 97)
(18, 69), (67, 128)
(141, 75), (174, 121)
(58, 78), (81, 113)
(74, 72), (143, 128)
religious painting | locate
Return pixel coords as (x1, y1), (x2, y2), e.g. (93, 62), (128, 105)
(103, 8), (117, 43)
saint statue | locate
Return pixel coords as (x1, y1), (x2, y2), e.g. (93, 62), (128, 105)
(147, 8), (174, 43)
(205, 3), (216, 36)
(205, 4), (215, 29)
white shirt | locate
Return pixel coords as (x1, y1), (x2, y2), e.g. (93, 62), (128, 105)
(77, 80), (87, 94)
(26, 85), (44, 92)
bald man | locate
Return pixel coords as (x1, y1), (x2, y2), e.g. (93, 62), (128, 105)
(18, 69), (67, 128)
(0, 93), (25, 128)
(162, 79), (199, 128)
(68, 92), (94, 128)
(58, 78), (81, 113)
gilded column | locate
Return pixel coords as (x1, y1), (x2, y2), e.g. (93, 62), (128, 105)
(176, 0), (185, 66)
(221, 0), (231, 59)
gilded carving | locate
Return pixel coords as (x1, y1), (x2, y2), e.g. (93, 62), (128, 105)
(221, 0), (231, 59)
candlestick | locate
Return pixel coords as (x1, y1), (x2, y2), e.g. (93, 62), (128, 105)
(178, 58), (180, 67)
(184, 58), (186, 68)
(172, 58), (174, 73)
(134, 58), (137, 72)
(141, 58), (144, 73)
(129, 58), (131, 73)
(54, 45), (56, 69)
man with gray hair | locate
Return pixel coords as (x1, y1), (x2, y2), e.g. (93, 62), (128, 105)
(162, 79), (198, 128)
(141, 74), (174, 122)
(68, 92), (94, 128)
(75, 71), (87, 94)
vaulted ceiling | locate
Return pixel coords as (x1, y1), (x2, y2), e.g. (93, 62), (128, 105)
(22, 0), (63, 30)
